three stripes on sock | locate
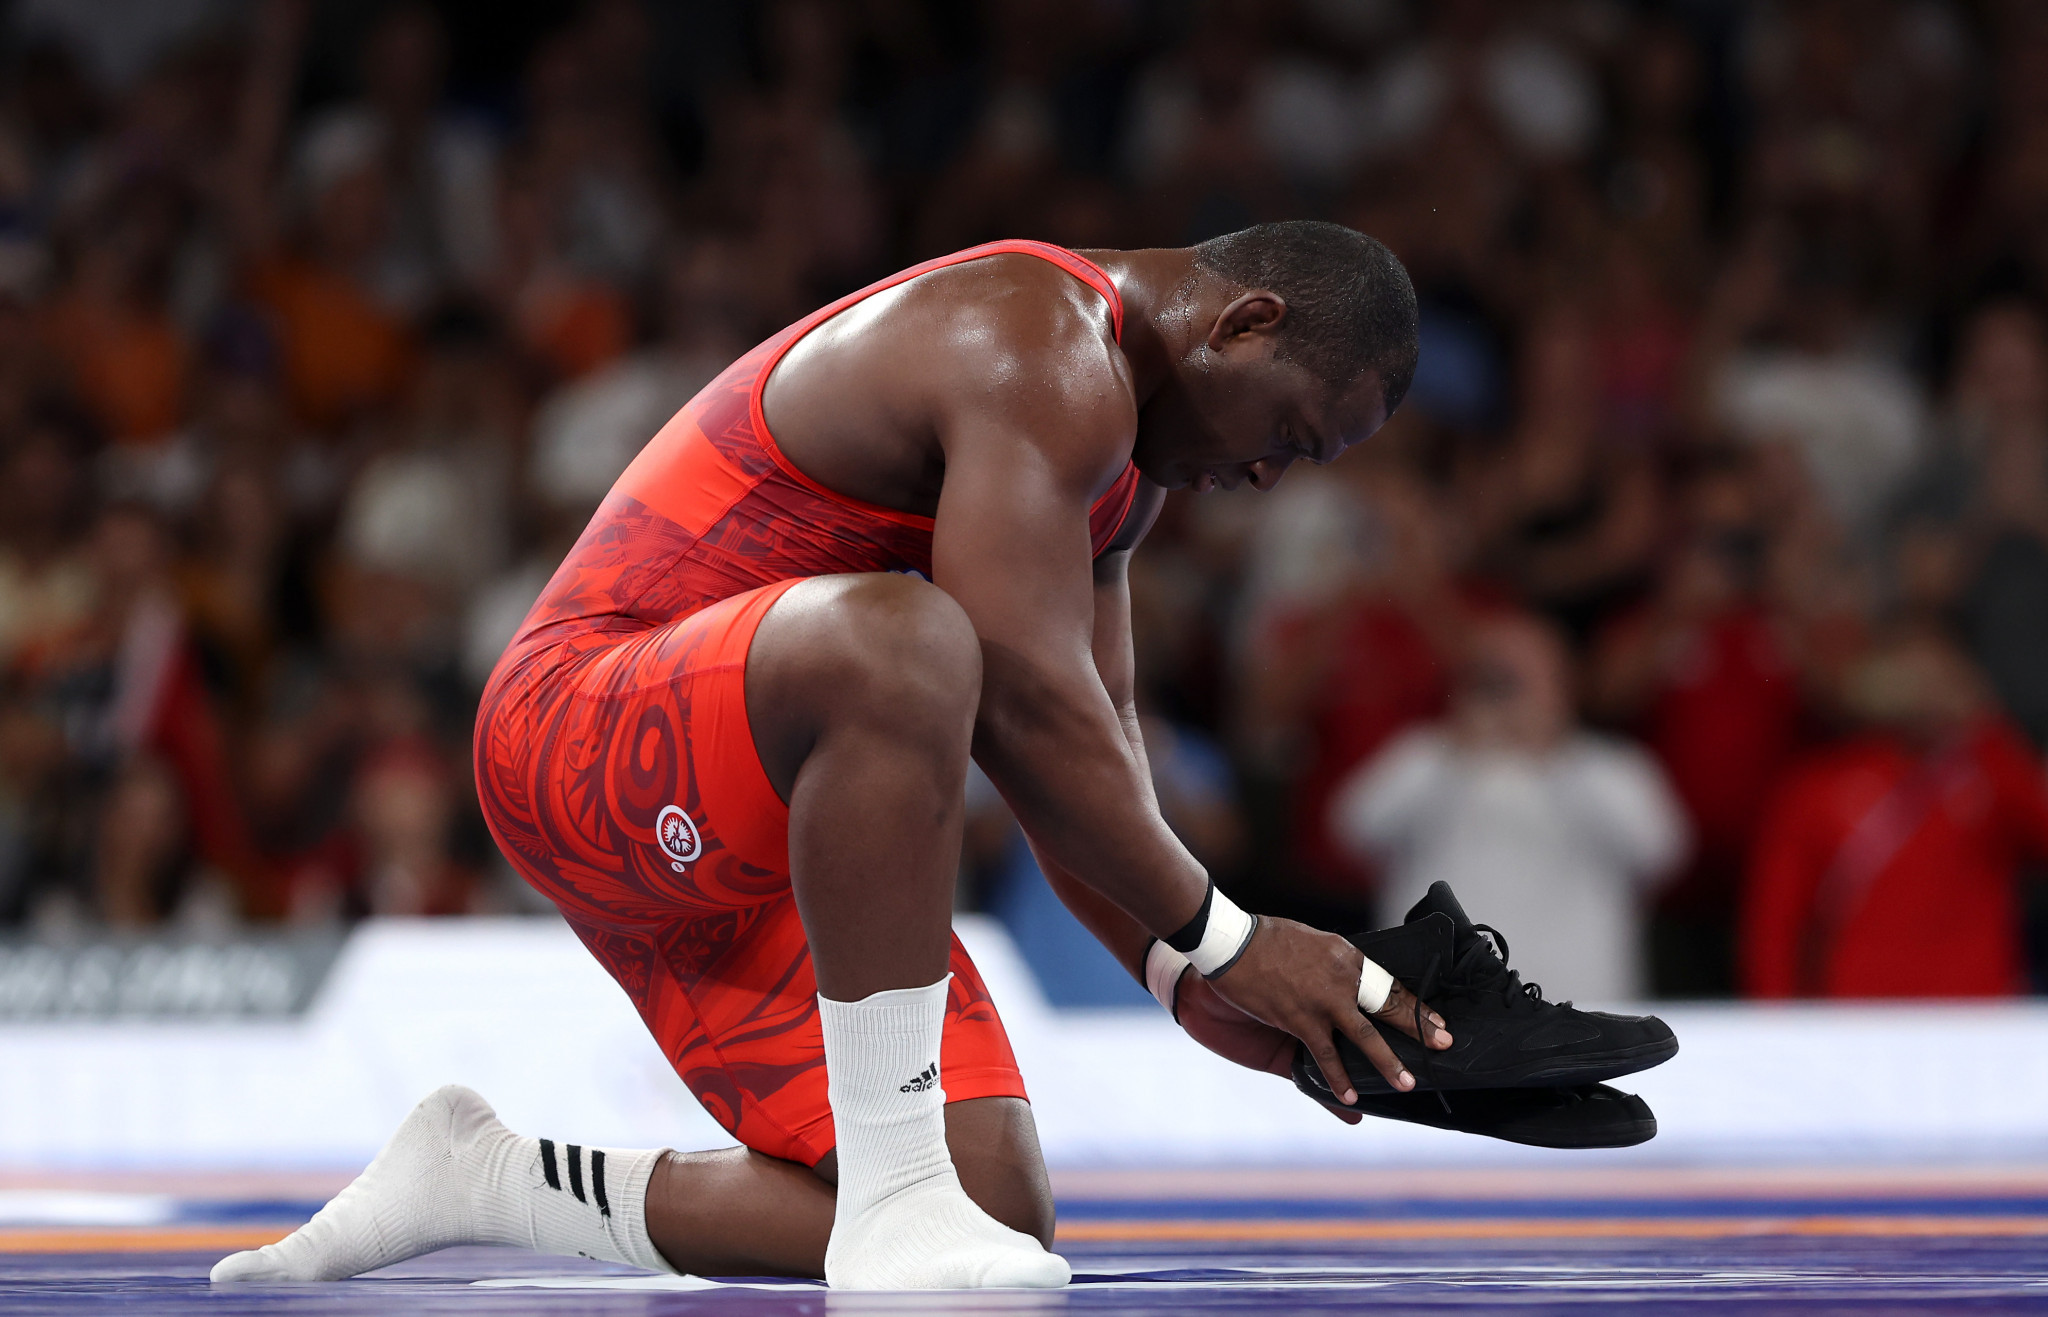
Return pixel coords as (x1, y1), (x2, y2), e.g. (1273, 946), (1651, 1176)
(537, 1138), (611, 1219)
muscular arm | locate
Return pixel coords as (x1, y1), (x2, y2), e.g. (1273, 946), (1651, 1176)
(1027, 545), (1401, 1115)
(1028, 547), (1167, 980)
(930, 300), (1445, 1100)
(932, 374), (1204, 937)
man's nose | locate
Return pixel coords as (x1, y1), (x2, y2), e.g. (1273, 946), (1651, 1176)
(1248, 456), (1295, 490)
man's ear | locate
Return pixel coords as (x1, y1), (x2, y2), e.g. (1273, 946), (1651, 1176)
(1206, 290), (1288, 354)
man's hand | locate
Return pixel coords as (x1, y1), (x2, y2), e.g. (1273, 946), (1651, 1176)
(1171, 971), (1360, 1125)
(1204, 917), (1451, 1106)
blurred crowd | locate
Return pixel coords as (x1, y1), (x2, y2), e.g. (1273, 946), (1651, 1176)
(2, 0), (2047, 1003)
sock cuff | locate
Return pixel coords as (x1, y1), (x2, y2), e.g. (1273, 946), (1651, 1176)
(816, 975), (952, 1036)
(603, 1146), (676, 1275)
(473, 1134), (675, 1274)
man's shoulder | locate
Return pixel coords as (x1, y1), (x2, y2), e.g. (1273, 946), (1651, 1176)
(906, 254), (1128, 394)
(905, 255), (1138, 479)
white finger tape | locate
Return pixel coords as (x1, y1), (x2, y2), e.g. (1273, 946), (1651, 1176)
(1144, 938), (1191, 1019)
(1356, 956), (1394, 1014)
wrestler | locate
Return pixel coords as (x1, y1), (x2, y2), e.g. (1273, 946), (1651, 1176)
(213, 223), (1442, 1290)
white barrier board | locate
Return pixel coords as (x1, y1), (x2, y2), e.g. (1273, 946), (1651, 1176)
(0, 916), (2043, 1169)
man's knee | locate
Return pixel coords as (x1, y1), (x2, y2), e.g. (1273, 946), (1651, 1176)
(775, 574), (983, 729)
(748, 573), (982, 804)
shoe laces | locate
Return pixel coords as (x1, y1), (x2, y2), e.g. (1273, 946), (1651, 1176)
(1448, 924), (1569, 1011)
(1375, 923), (1572, 1115)
(1408, 924), (1562, 1116)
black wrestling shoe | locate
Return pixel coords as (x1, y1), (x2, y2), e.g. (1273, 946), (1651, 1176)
(1291, 1048), (1657, 1148)
(1335, 882), (1678, 1095)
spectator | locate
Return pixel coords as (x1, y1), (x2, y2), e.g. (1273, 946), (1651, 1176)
(0, 420), (95, 670)
(494, 3), (674, 379)
(1896, 302), (2048, 750)
(525, 235), (755, 518)
(0, 418), (94, 924)
(1332, 611), (1688, 1001)
(1118, 1), (1305, 242)
(21, 502), (267, 924)
(347, 730), (477, 918)
(339, 307), (521, 600)
(1121, 0), (1355, 192)
(1238, 463), (1461, 923)
(1694, 231), (1928, 539)
(1360, 0), (1601, 165)
(1466, 302), (1663, 645)
(43, 177), (191, 443)
(225, 0), (414, 433)
(1594, 449), (1810, 995)
(1743, 627), (2048, 998)
(279, 674), (478, 922)
(291, 4), (500, 316)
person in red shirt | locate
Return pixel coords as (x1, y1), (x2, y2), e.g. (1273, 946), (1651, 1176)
(1596, 450), (1809, 994)
(1742, 627), (2048, 998)
(1249, 471), (1461, 921)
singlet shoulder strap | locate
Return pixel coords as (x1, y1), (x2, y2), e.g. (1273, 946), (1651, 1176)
(806, 239), (1123, 344)
(974, 239), (1125, 342)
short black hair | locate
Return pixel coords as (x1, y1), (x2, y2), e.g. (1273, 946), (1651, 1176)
(1193, 221), (1419, 411)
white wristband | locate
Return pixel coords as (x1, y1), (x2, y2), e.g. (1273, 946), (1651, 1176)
(1144, 939), (1190, 1019)
(1185, 889), (1257, 978)
(1357, 955), (1394, 1014)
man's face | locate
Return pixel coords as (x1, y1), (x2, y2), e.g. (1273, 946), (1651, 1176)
(1130, 299), (1393, 492)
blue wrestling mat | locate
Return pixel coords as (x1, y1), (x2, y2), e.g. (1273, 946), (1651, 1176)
(5, 1166), (2048, 1312)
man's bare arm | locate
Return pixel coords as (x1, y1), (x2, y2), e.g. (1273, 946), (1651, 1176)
(931, 375), (1202, 937)
(932, 358), (1446, 1099)
(1029, 544), (1444, 1100)
(1029, 546), (1164, 980)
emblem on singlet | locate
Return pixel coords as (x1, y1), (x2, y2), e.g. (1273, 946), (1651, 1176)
(656, 805), (702, 871)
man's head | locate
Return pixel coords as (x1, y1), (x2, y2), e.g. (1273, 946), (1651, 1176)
(1133, 221), (1418, 492)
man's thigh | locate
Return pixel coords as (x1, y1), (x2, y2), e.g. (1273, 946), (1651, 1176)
(476, 579), (806, 924)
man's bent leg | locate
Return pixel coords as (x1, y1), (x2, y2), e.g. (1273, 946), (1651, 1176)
(742, 575), (1066, 1289)
(746, 573), (976, 1000)
(211, 1089), (1046, 1284)
(644, 1148), (831, 1277)
(251, 578), (1057, 1287)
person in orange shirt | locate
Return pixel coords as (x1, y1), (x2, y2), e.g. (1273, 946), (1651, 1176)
(43, 179), (191, 442)
(1742, 627), (2048, 998)
(239, 155), (414, 431)
(221, 1), (413, 433)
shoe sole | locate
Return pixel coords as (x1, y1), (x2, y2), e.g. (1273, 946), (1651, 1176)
(1298, 1069), (1659, 1149)
(1356, 1028), (1681, 1093)
(1509, 1034), (1681, 1087)
(1351, 1093), (1658, 1149)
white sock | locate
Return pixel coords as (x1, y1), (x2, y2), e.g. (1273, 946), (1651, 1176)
(818, 977), (1068, 1290)
(210, 1085), (674, 1282)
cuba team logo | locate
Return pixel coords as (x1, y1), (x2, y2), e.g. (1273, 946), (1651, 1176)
(656, 805), (702, 871)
